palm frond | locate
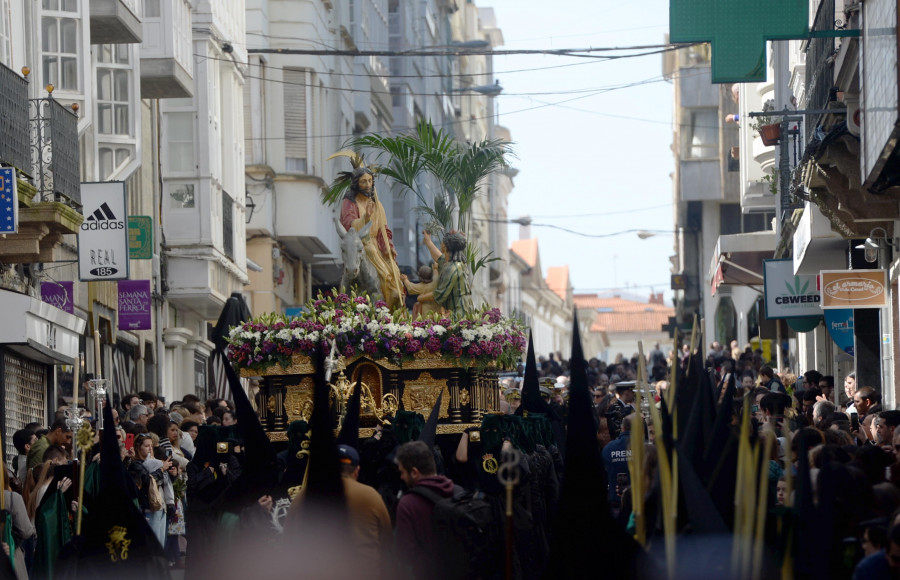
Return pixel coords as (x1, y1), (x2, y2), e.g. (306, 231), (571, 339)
(466, 245), (501, 277)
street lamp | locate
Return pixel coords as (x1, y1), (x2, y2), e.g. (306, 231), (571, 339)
(451, 80), (503, 97)
(636, 230), (671, 240)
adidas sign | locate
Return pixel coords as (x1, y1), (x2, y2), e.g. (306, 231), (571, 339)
(81, 202), (125, 231)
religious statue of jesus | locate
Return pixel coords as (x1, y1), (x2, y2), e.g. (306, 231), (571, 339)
(339, 167), (405, 310)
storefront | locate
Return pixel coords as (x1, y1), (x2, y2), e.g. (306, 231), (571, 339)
(0, 289), (85, 458)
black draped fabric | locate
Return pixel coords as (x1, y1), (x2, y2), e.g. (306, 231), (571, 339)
(56, 397), (169, 580)
(544, 313), (645, 579)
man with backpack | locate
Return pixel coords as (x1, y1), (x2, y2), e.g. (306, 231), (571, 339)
(395, 440), (455, 578)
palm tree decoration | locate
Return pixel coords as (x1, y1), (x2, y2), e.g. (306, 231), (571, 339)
(322, 120), (513, 273)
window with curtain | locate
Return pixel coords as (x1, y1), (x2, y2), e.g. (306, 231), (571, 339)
(684, 108), (718, 160)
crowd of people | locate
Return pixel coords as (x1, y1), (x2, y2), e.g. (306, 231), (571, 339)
(7, 329), (900, 579)
(3, 390), (242, 577)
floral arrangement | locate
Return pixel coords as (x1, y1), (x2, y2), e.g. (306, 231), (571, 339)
(226, 289), (527, 372)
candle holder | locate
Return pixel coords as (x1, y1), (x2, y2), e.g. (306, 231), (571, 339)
(64, 405), (88, 457)
(86, 378), (110, 430)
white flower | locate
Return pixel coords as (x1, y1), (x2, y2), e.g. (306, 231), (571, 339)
(432, 325), (447, 336)
(413, 327), (428, 339)
(307, 331), (319, 342)
(356, 303), (368, 312)
(461, 328), (476, 342)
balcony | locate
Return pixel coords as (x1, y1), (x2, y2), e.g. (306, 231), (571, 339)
(0, 70), (83, 264)
(30, 95), (81, 208)
(0, 64), (31, 174)
(805, 0), (837, 142)
(90, 0), (142, 45)
(140, 0), (194, 98)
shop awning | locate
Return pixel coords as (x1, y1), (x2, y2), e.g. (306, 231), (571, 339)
(709, 231), (776, 296)
(0, 289), (86, 365)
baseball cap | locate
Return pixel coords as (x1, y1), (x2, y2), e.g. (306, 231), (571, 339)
(337, 444), (360, 467)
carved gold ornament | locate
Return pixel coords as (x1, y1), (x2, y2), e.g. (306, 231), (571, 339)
(459, 388), (470, 406)
(402, 374), (449, 419)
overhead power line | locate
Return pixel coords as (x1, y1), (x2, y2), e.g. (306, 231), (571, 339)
(246, 42), (694, 58)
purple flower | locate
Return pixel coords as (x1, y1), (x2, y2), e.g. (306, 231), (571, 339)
(375, 300), (388, 309)
(343, 344), (356, 357)
(354, 296), (368, 304)
(336, 293), (350, 304)
(405, 339), (422, 353)
(364, 340), (378, 354)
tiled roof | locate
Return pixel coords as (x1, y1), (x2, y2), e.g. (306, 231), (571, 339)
(510, 238), (538, 268)
(545, 266), (569, 300)
(574, 294), (673, 333)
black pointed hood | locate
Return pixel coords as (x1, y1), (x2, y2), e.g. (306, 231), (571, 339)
(55, 397), (169, 579)
(517, 332), (550, 415)
(545, 312), (643, 578)
(336, 378), (362, 449)
(211, 292), (251, 351)
(300, 346), (347, 512)
(418, 390), (443, 448)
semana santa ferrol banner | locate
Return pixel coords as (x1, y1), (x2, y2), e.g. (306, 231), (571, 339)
(118, 280), (151, 330)
(824, 309), (854, 356)
(763, 259), (821, 319)
(820, 269), (888, 309)
(40, 281), (74, 314)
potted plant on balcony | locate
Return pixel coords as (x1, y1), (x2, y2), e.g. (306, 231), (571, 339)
(751, 100), (780, 146)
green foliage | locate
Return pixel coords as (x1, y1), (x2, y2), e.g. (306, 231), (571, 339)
(466, 244), (501, 277)
(324, 120), (514, 239)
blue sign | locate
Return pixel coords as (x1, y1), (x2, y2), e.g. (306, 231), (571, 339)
(824, 309), (854, 356)
(0, 167), (18, 234)
(284, 307), (308, 318)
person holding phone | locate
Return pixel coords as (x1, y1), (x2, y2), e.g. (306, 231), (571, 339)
(128, 434), (174, 547)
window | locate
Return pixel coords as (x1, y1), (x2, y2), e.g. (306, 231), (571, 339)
(95, 44), (136, 180)
(166, 112), (194, 172)
(143, 0), (160, 17)
(283, 68), (307, 173)
(720, 203), (741, 235)
(96, 45), (130, 136)
(684, 108), (718, 160)
(42, 0), (80, 92)
(743, 211), (775, 233)
(0, 0), (11, 67)
(222, 190), (234, 259)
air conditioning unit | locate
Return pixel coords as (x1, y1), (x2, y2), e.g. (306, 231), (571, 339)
(845, 95), (861, 136)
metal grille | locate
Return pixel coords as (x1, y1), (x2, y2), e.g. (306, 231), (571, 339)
(112, 343), (137, 402)
(0, 63), (30, 173)
(805, 0), (836, 142)
(3, 351), (47, 460)
(30, 96), (81, 207)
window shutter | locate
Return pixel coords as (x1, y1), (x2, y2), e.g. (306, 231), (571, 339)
(283, 68), (307, 171)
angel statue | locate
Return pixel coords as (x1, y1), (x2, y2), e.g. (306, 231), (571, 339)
(329, 151), (405, 310)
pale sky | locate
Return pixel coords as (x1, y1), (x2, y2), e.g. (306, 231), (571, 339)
(486, 0), (675, 304)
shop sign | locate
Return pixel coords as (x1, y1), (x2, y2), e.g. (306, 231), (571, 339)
(0, 167), (18, 233)
(128, 216), (153, 260)
(669, 0), (808, 83)
(764, 259), (821, 319)
(118, 280), (151, 330)
(820, 270), (888, 309)
(40, 281), (74, 314)
(78, 182), (129, 281)
(824, 309), (854, 356)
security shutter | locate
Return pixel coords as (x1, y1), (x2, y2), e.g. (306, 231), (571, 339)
(3, 351), (47, 459)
